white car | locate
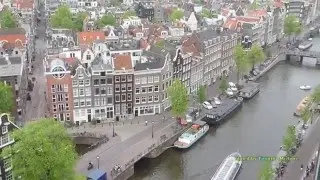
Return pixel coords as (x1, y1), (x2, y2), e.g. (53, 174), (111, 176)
(229, 82), (238, 92)
(202, 101), (213, 109)
(213, 97), (221, 105)
(226, 88), (234, 96)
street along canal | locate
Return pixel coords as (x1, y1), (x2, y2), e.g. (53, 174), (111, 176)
(130, 40), (320, 180)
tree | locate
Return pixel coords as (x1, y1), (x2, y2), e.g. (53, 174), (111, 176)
(234, 44), (250, 83)
(258, 161), (274, 180)
(109, 0), (120, 6)
(250, 0), (259, 10)
(284, 15), (302, 40)
(73, 12), (88, 32)
(155, 40), (164, 48)
(201, 8), (217, 19)
(311, 85), (320, 103)
(218, 76), (229, 95)
(0, 9), (17, 28)
(121, 10), (136, 19)
(50, 4), (74, 29)
(282, 125), (297, 154)
(2, 119), (78, 180)
(98, 14), (116, 27)
(247, 43), (265, 69)
(197, 85), (207, 104)
(300, 107), (311, 125)
(0, 82), (14, 113)
(168, 80), (189, 117)
(169, 8), (183, 22)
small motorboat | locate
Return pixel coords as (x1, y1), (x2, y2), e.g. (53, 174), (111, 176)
(300, 85), (312, 90)
(308, 38), (313, 41)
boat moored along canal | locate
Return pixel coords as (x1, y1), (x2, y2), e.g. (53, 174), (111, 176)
(211, 152), (242, 180)
(239, 82), (260, 99)
(174, 120), (209, 149)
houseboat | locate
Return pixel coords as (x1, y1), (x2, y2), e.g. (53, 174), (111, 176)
(203, 98), (243, 125)
(173, 120), (209, 149)
(239, 83), (260, 99)
(298, 40), (313, 51)
(211, 152), (242, 180)
(294, 96), (311, 116)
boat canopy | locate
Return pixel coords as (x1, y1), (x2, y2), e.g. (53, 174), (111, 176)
(193, 120), (207, 126)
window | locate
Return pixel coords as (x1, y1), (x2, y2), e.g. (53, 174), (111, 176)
(135, 88), (140, 94)
(72, 80), (77, 86)
(5, 170), (13, 180)
(79, 88), (85, 96)
(95, 99), (100, 106)
(107, 77), (113, 84)
(53, 104), (57, 112)
(141, 97), (146, 103)
(66, 113), (70, 121)
(127, 75), (133, 82)
(74, 101), (79, 107)
(85, 79), (90, 86)
(52, 94), (56, 102)
(142, 87), (147, 93)
(141, 77), (147, 84)
(121, 75), (126, 82)
(148, 86), (153, 93)
(135, 77), (140, 84)
(148, 96), (153, 102)
(107, 107), (113, 118)
(2, 126), (8, 134)
(115, 94), (120, 102)
(51, 85), (56, 93)
(95, 88), (100, 95)
(78, 73), (84, 79)
(148, 76), (153, 83)
(73, 89), (78, 97)
(66, 103), (69, 110)
(4, 158), (12, 171)
(78, 80), (84, 86)
(115, 76), (120, 82)
(154, 76), (159, 82)
(107, 87), (113, 95)
(135, 97), (140, 104)
(100, 79), (106, 84)
(121, 84), (126, 92)
(154, 85), (159, 92)
(100, 72), (106, 76)
(115, 84), (120, 92)
(107, 97), (113, 104)
(86, 54), (91, 60)
(128, 93), (132, 101)
(94, 79), (99, 85)
(65, 94), (69, 101)
(101, 88), (106, 94)
(80, 100), (85, 107)
(85, 87), (91, 96)
(121, 94), (126, 102)
(1, 133), (9, 145)
(154, 95), (159, 102)
(127, 84), (132, 91)
(58, 94), (63, 102)
(86, 98), (91, 106)
(101, 98), (106, 106)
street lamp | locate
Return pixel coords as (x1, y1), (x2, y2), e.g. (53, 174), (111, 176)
(152, 121), (154, 138)
(96, 156), (100, 169)
(112, 121), (115, 137)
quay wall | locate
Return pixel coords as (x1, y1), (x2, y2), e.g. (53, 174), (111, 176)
(72, 136), (101, 145)
(252, 54), (285, 81)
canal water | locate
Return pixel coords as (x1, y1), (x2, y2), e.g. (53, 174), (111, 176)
(130, 38), (320, 180)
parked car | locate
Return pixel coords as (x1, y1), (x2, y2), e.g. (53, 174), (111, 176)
(202, 101), (213, 109)
(229, 82), (238, 92)
(226, 88), (234, 96)
(213, 97), (221, 105)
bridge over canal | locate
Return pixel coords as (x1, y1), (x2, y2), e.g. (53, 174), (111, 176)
(285, 50), (320, 65)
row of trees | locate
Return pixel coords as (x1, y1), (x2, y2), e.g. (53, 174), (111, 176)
(0, 9), (17, 28)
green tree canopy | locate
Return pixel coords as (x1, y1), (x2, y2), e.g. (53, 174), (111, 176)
(2, 119), (78, 180)
(197, 85), (207, 104)
(234, 44), (250, 83)
(73, 12), (88, 31)
(282, 125), (297, 154)
(247, 43), (265, 68)
(201, 8), (217, 19)
(98, 14), (116, 27)
(219, 76), (229, 95)
(169, 8), (184, 22)
(284, 15), (302, 37)
(109, 0), (121, 6)
(168, 80), (189, 117)
(50, 4), (74, 29)
(300, 107), (311, 124)
(311, 85), (320, 103)
(121, 10), (136, 19)
(250, 0), (260, 10)
(258, 160), (274, 180)
(0, 82), (14, 113)
(0, 9), (17, 28)
(155, 39), (164, 48)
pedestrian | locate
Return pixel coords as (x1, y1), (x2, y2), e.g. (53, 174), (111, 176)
(280, 145), (283, 150)
(301, 164), (304, 171)
(145, 121), (148, 126)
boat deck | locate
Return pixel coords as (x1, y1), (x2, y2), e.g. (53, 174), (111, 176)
(211, 153), (242, 180)
(203, 98), (241, 117)
(239, 82), (260, 94)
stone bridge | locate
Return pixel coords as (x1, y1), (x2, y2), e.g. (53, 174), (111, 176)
(285, 50), (320, 65)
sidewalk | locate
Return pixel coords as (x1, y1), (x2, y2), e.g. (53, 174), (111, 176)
(282, 116), (320, 180)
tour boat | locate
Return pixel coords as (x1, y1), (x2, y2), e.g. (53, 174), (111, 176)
(211, 152), (242, 180)
(239, 83), (260, 99)
(299, 85), (312, 90)
(173, 120), (209, 149)
(294, 96), (311, 116)
(298, 41), (313, 51)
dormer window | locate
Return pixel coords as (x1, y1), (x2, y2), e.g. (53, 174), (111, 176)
(15, 51), (18, 55)
(83, 36), (87, 40)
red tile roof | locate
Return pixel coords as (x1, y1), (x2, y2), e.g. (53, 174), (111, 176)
(0, 31), (26, 48)
(77, 31), (105, 45)
(223, 16), (261, 29)
(113, 55), (132, 70)
(15, 0), (34, 9)
(247, 10), (268, 17)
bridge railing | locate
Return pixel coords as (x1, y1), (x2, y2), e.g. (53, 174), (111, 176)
(110, 123), (184, 178)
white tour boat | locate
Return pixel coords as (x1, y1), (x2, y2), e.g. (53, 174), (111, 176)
(174, 120), (209, 149)
(298, 41), (313, 51)
(211, 152), (242, 180)
(300, 85), (312, 90)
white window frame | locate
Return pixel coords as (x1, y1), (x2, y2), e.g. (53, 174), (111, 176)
(2, 126), (8, 134)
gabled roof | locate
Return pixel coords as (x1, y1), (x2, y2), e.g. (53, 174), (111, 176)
(77, 31), (105, 45)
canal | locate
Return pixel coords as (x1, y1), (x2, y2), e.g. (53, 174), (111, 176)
(130, 39), (320, 180)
